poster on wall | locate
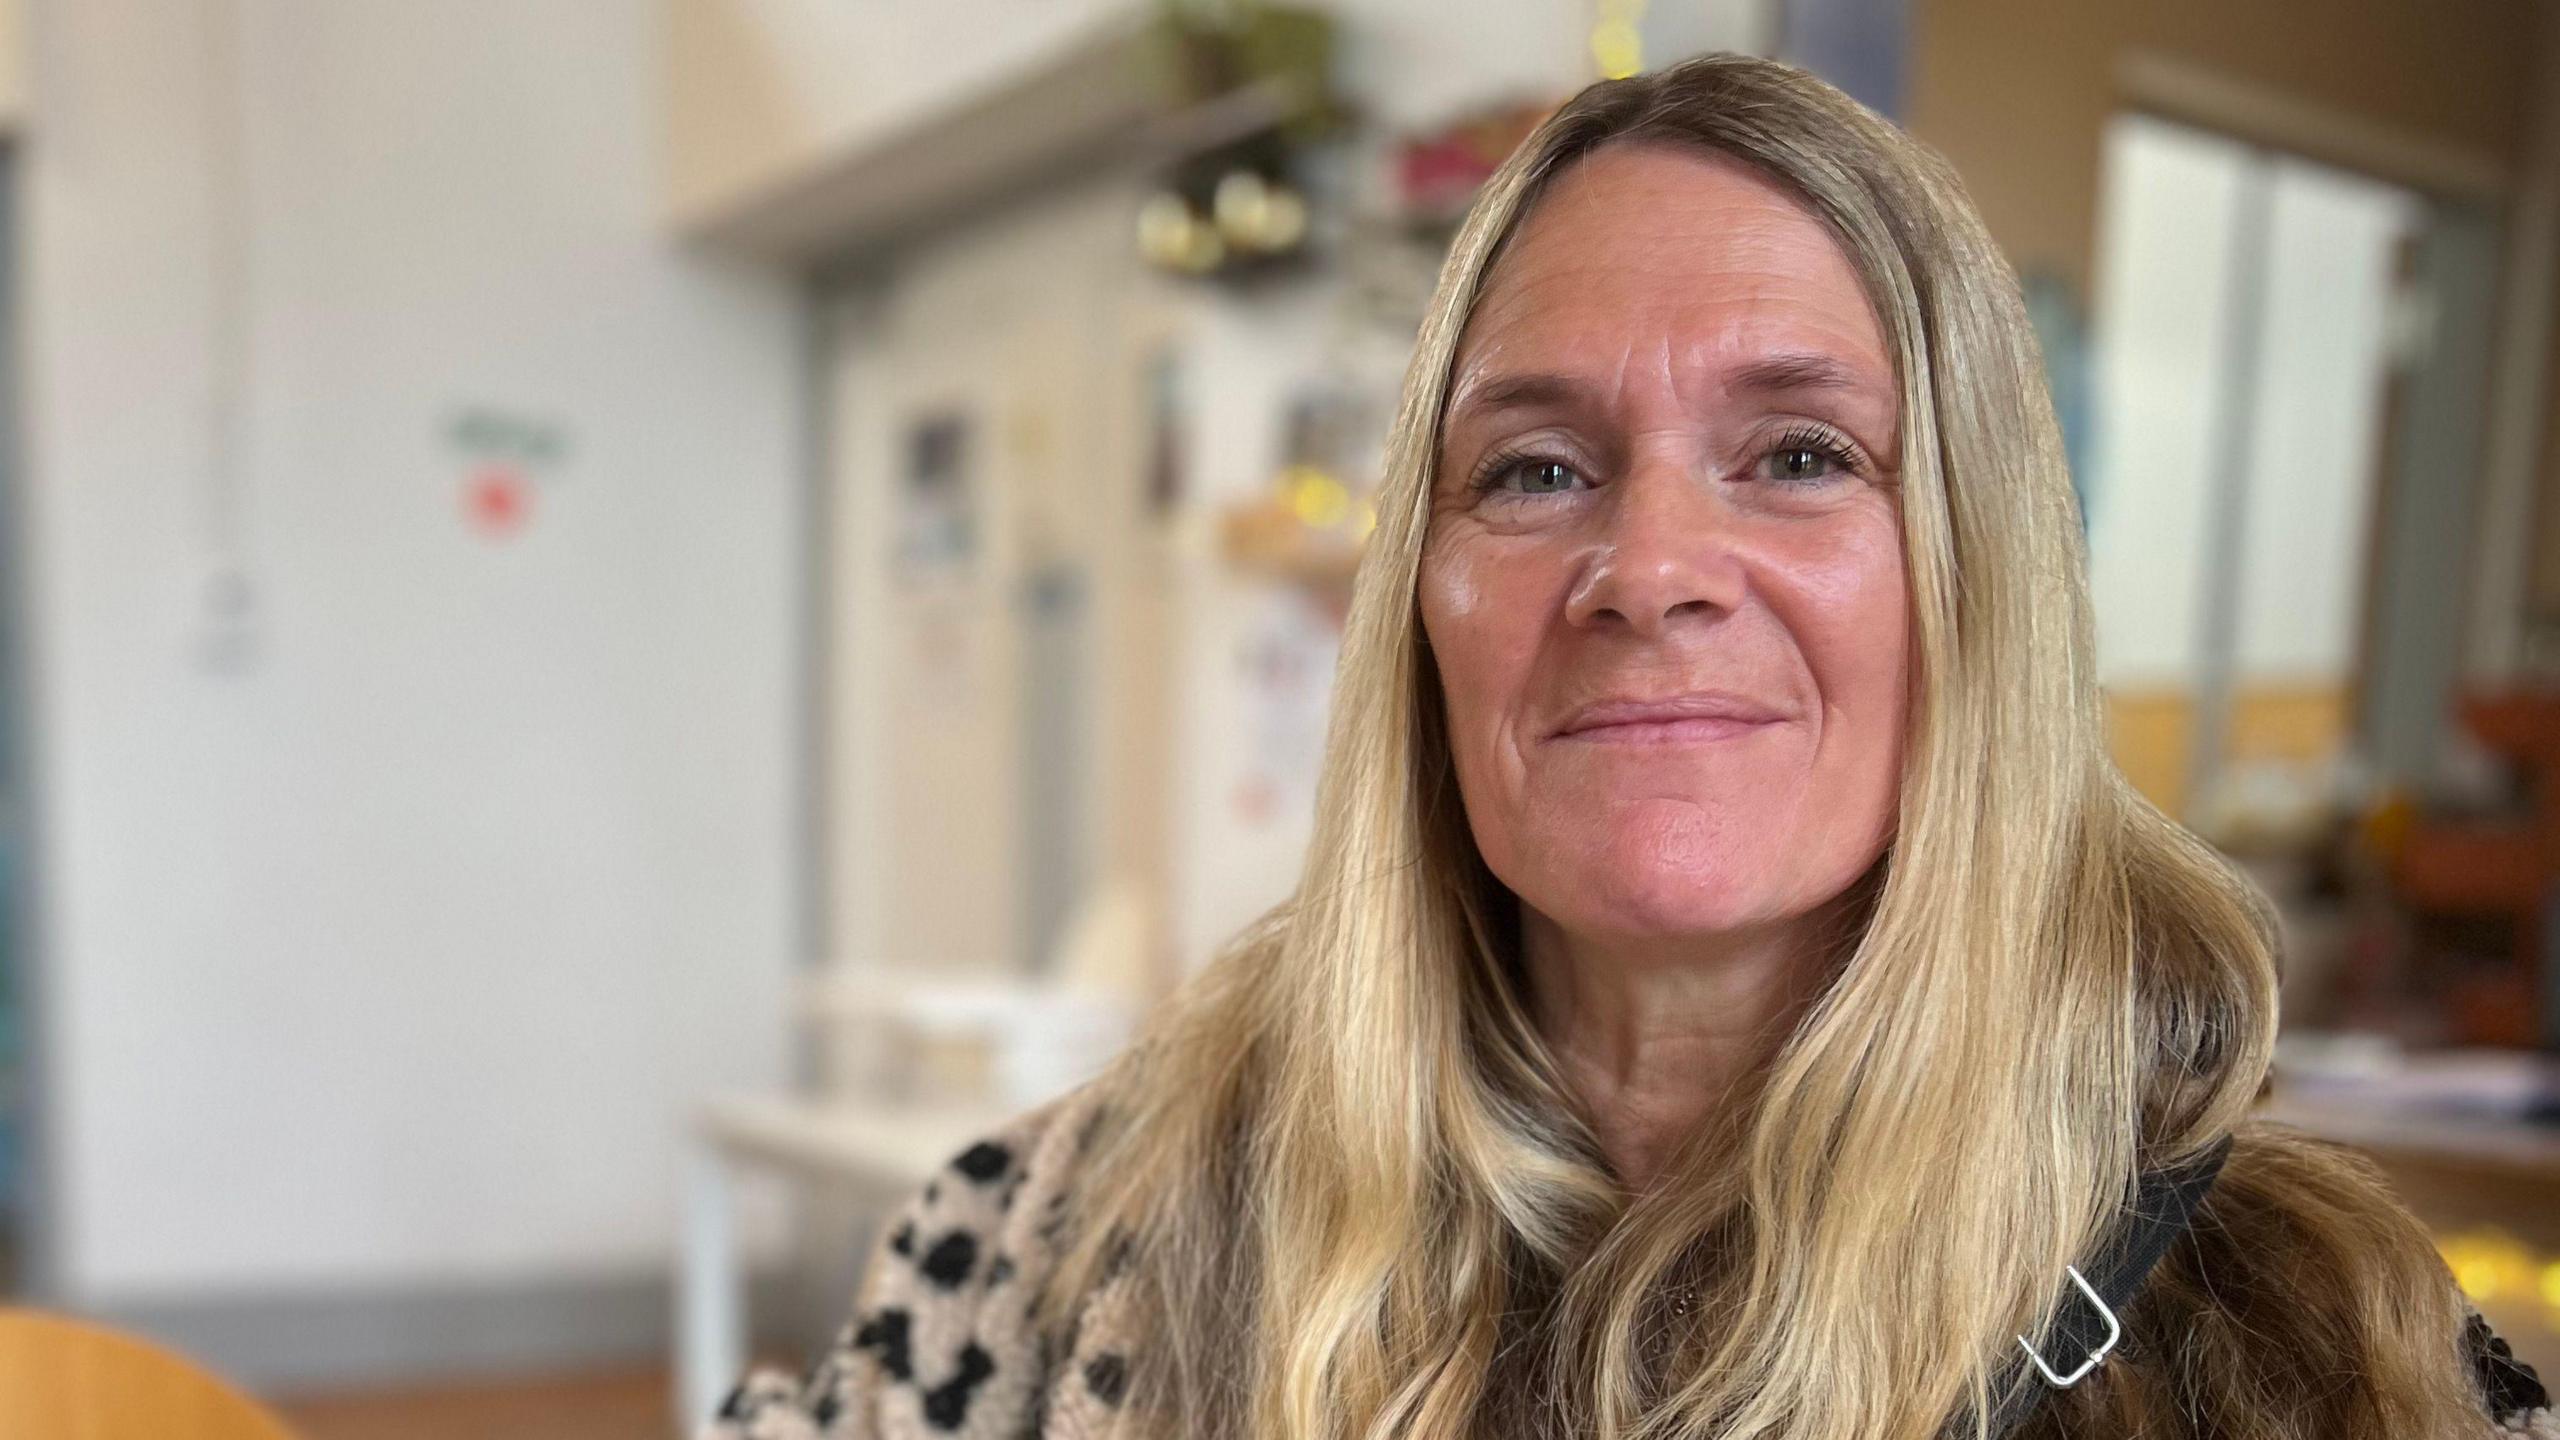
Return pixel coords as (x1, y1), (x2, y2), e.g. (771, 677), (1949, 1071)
(1232, 588), (1339, 830)
(445, 404), (572, 543)
(897, 411), (977, 583)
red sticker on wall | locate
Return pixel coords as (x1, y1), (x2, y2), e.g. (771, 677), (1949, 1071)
(463, 463), (531, 538)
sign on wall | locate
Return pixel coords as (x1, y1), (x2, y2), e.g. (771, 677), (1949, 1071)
(444, 405), (573, 541)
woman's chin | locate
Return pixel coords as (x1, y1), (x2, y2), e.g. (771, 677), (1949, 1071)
(1552, 861), (1784, 942)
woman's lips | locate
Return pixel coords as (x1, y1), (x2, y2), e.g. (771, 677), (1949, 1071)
(1560, 715), (1779, 744)
(1549, 694), (1789, 744)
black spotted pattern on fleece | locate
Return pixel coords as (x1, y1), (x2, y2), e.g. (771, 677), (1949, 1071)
(702, 1080), (1139, 1440)
(2468, 1305), (2554, 1438)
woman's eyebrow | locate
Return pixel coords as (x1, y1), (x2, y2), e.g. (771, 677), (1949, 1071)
(1444, 371), (1591, 426)
(1725, 351), (1876, 395)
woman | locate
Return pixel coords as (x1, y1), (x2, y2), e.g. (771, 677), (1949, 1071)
(711, 53), (2551, 1440)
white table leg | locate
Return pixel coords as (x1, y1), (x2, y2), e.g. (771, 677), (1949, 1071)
(678, 1142), (746, 1433)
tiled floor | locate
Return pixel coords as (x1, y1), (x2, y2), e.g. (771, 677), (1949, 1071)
(275, 1367), (676, 1440)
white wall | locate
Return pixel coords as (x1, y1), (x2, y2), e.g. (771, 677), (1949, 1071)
(23, 0), (800, 1301)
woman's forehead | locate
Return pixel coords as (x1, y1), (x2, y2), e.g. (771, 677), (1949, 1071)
(1448, 143), (1893, 422)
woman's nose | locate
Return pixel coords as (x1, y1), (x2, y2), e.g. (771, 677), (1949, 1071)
(1561, 462), (1745, 635)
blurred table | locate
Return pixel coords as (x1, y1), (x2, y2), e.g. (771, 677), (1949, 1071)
(677, 1094), (1014, 1432)
(2259, 1093), (2560, 1172)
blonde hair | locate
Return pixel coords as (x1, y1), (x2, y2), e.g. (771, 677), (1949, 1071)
(1044, 53), (2482, 1440)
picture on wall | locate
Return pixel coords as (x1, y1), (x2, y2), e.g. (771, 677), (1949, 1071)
(897, 410), (977, 581)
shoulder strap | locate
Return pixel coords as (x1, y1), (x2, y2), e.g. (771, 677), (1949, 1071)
(1983, 1135), (2233, 1438)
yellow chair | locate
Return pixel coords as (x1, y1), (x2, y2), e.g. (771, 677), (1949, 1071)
(0, 1308), (296, 1439)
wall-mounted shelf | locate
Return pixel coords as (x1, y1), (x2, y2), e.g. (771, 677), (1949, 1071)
(678, 15), (1315, 270)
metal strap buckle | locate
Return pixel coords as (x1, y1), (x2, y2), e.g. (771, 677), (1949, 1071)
(2015, 1264), (2121, 1389)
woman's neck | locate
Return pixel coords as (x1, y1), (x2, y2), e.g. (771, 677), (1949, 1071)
(1519, 908), (1827, 1194)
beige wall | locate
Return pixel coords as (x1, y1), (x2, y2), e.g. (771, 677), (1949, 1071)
(1906, 0), (2534, 293)
(2108, 684), (2353, 815)
(0, 0), (23, 135)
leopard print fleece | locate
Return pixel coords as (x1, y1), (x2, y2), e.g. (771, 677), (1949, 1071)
(702, 1080), (1134, 1440)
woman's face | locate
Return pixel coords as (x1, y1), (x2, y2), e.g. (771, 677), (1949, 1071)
(1421, 140), (1909, 947)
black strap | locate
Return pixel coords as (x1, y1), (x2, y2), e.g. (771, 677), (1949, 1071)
(1982, 1135), (2233, 1438)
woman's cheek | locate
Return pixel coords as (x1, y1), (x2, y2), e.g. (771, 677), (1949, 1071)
(1421, 531), (1488, 626)
(1424, 530), (1565, 690)
(1419, 537), (1500, 766)
(1776, 506), (1902, 645)
(1422, 533), (1559, 814)
(1810, 513), (1911, 803)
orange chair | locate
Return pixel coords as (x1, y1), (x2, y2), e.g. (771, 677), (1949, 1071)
(2382, 691), (2560, 1046)
(0, 1308), (296, 1439)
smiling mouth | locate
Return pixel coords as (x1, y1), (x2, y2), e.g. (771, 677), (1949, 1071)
(1550, 694), (1790, 744)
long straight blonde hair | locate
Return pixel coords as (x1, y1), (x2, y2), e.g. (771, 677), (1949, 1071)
(1044, 53), (2481, 1440)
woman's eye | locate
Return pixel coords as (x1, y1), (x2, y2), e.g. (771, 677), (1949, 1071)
(1758, 443), (1848, 485)
(1480, 456), (1584, 496)
(1515, 460), (1580, 493)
